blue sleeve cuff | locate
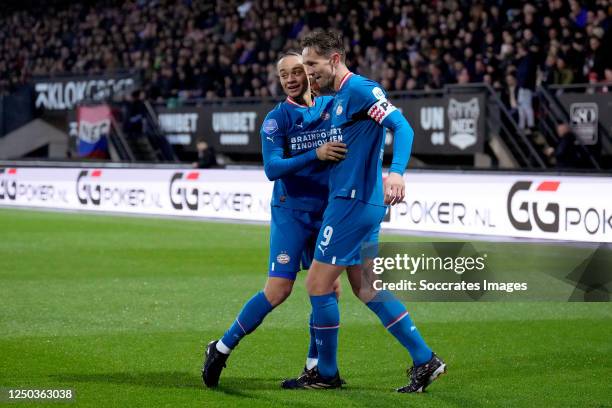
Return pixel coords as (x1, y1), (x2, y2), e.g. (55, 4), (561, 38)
(382, 110), (414, 175)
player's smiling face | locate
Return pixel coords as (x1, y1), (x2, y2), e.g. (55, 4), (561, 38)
(302, 47), (334, 92)
(277, 55), (309, 99)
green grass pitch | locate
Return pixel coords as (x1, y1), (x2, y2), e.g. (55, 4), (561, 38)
(0, 208), (610, 407)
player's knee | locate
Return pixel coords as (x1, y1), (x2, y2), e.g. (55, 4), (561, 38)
(306, 262), (342, 295)
(265, 287), (292, 307)
(306, 274), (329, 295)
(268, 291), (291, 307)
(305, 274), (318, 295)
(264, 279), (294, 306)
(306, 274), (338, 296)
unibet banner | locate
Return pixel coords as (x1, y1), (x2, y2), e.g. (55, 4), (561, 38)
(156, 103), (277, 154)
(1, 168), (610, 242)
(155, 93), (487, 156)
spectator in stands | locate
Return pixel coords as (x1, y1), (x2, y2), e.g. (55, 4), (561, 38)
(570, 0), (589, 29)
(584, 34), (607, 79)
(540, 54), (558, 86)
(544, 123), (592, 169)
(502, 72), (519, 118)
(124, 90), (147, 138)
(554, 56), (575, 84)
(0, 0), (610, 102)
(456, 67), (471, 85)
(193, 138), (217, 169)
(515, 43), (536, 132)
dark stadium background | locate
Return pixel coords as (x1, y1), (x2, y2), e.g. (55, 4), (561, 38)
(0, 0), (610, 168)
(0, 1), (611, 407)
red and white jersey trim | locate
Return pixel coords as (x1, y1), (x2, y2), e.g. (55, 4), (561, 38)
(338, 72), (353, 90)
(286, 97), (309, 108)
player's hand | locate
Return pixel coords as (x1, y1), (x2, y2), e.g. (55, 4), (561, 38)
(316, 142), (347, 161)
(384, 172), (405, 205)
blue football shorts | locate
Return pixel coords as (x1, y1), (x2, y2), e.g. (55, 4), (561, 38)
(313, 197), (386, 266)
(268, 205), (324, 280)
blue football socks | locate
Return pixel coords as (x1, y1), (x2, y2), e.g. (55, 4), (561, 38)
(366, 290), (432, 366)
(220, 291), (273, 351)
(310, 292), (340, 378)
(307, 312), (318, 365)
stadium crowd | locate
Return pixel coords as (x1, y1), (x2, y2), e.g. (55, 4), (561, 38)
(1, 0), (611, 107)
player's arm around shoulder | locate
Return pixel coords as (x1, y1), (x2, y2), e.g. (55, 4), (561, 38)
(260, 106), (347, 181)
(315, 95), (346, 161)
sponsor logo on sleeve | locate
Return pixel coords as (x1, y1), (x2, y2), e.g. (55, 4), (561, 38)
(263, 118), (279, 135)
(372, 87), (385, 100)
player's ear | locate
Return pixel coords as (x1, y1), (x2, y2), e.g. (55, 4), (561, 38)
(331, 53), (340, 66)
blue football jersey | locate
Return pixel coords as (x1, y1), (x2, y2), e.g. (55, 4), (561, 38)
(328, 73), (397, 206)
(261, 95), (336, 212)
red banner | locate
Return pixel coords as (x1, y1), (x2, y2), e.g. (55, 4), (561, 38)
(76, 105), (112, 159)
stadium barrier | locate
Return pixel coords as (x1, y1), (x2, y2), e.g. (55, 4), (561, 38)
(1, 167), (610, 243)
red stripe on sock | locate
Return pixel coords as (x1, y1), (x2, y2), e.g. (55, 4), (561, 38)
(385, 311), (409, 329)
